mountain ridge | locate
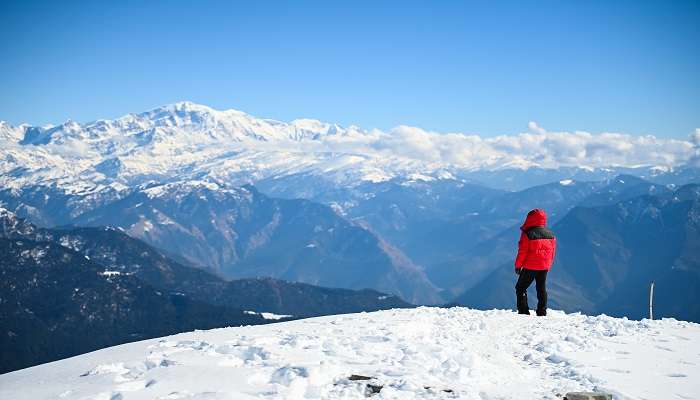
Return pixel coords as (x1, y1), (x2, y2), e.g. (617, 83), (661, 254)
(3, 101), (699, 193)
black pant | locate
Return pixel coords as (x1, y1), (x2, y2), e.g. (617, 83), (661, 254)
(515, 269), (548, 316)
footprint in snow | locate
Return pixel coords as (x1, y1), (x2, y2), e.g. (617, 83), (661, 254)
(672, 335), (691, 341)
(81, 357), (177, 387)
(91, 393), (123, 400)
(360, 335), (391, 343)
(156, 391), (225, 399)
(215, 344), (270, 366)
(81, 363), (129, 377)
(606, 368), (631, 374)
(157, 340), (213, 352)
(269, 366), (309, 385)
(676, 393), (694, 400)
(116, 379), (156, 391)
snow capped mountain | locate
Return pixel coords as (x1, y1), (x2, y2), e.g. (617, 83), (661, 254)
(1, 307), (698, 399)
(3, 101), (699, 193)
(0, 101), (381, 191)
(0, 121), (25, 142)
(17, 101), (345, 146)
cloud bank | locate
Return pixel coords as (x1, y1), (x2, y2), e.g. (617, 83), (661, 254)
(292, 121), (700, 170)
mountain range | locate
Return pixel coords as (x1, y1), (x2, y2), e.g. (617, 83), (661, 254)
(2, 101), (699, 194)
(0, 180), (441, 304)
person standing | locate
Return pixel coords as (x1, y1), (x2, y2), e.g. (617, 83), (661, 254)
(514, 208), (556, 316)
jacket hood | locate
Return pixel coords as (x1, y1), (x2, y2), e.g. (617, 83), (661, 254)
(520, 209), (547, 231)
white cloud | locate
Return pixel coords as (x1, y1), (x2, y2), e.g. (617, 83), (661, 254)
(688, 129), (700, 167)
(301, 123), (698, 170)
(528, 121), (547, 135)
(691, 128), (700, 146)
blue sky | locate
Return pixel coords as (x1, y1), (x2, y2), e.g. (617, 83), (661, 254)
(1, 0), (698, 138)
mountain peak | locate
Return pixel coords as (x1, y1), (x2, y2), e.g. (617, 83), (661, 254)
(168, 101), (215, 113)
(150, 101), (249, 118)
(139, 101), (217, 118)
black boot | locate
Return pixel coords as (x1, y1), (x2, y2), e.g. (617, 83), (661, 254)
(516, 291), (530, 314)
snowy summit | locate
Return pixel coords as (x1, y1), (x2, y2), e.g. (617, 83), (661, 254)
(1, 307), (698, 400)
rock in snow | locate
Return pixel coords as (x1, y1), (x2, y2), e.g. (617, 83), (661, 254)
(1, 307), (698, 400)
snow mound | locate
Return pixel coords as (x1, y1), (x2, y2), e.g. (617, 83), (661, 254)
(1, 307), (698, 400)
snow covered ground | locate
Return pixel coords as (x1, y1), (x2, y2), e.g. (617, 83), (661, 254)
(1, 307), (699, 400)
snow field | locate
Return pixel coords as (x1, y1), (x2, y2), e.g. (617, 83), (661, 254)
(1, 307), (698, 400)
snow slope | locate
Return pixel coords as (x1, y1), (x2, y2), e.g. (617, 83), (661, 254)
(1, 307), (698, 400)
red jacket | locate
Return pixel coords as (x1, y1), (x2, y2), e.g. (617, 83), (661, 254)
(515, 209), (556, 271)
